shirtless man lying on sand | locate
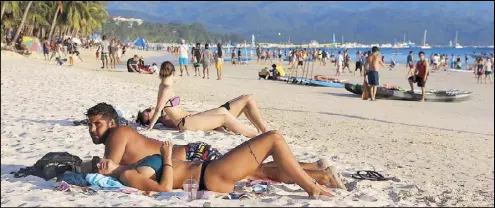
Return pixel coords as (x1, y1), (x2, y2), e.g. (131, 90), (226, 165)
(86, 103), (346, 188)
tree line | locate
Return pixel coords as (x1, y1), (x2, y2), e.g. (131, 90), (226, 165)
(1, 1), (108, 48)
(100, 20), (246, 44)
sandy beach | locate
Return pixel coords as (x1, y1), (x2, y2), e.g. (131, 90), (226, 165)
(1, 49), (493, 206)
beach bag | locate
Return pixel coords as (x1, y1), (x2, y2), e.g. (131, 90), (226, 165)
(11, 152), (82, 180)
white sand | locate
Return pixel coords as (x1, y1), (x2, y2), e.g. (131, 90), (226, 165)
(1, 49), (493, 207)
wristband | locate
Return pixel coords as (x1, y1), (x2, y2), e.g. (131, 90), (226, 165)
(164, 164), (173, 168)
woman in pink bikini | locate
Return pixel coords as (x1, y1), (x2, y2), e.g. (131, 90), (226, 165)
(146, 61), (268, 138)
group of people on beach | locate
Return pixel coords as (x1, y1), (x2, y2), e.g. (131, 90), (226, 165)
(173, 39), (225, 80)
(81, 59), (346, 198)
(95, 35), (127, 70)
(39, 36), (83, 66)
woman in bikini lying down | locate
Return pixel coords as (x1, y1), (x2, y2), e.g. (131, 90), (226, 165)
(136, 94), (268, 133)
(95, 131), (346, 197)
(146, 61), (266, 138)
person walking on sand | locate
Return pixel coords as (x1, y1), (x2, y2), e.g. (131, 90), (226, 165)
(343, 49), (352, 73)
(214, 42), (224, 80)
(42, 37), (50, 60)
(192, 43), (202, 76)
(354, 51), (362, 76)
(408, 51), (429, 102)
(484, 56), (493, 84)
(476, 57), (485, 84)
(335, 51), (343, 78)
(109, 39), (118, 70)
(97, 35), (110, 70)
(200, 43), (214, 79)
(232, 47), (237, 66)
(178, 39), (191, 76)
(237, 47), (242, 64)
(368, 46), (384, 101)
(266, 49), (272, 63)
(279, 48), (283, 63)
(256, 46), (261, 63)
(406, 51), (415, 78)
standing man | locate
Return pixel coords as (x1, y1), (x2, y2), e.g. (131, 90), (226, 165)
(343, 49), (352, 73)
(408, 51), (429, 102)
(406, 51), (415, 78)
(335, 51), (343, 78)
(178, 39), (191, 76)
(256, 46), (261, 63)
(42, 37), (50, 60)
(237, 47), (242, 64)
(97, 35), (110, 70)
(354, 51), (362, 76)
(368, 46), (384, 101)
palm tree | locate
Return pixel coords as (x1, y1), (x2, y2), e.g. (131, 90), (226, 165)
(8, 1), (32, 48)
(48, 1), (62, 42)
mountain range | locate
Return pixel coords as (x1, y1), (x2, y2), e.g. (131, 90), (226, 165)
(106, 1), (495, 45)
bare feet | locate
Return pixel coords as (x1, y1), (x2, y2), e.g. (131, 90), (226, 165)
(324, 166), (347, 190)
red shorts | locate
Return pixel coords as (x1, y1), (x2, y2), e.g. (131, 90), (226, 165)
(409, 64), (414, 69)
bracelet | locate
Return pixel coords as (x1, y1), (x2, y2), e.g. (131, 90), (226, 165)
(164, 164), (173, 168)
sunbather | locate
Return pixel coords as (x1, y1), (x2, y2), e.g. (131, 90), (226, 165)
(86, 103), (344, 189)
(94, 131), (344, 197)
(146, 61), (267, 138)
(136, 94), (267, 134)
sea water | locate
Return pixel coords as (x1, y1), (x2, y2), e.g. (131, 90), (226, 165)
(144, 47), (494, 65)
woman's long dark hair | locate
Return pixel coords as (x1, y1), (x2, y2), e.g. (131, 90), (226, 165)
(217, 43), (222, 58)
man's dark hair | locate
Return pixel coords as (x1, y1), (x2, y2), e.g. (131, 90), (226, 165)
(86, 103), (118, 124)
(418, 51), (425, 56)
(371, 46), (379, 53)
(136, 108), (152, 126)
(410, 51), (413, 54)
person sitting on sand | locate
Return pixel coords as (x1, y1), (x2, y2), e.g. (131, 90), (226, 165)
(127, 55), (140, 73)
(408, 51), (429, 102)
(146, 61), (266, 138)
(136, 94), (267, 133)
(270, 64), (286, 80)
(259, 67), (271, 80)
(85, 103), (345, 189)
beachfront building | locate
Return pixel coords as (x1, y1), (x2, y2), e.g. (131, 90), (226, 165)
(111, 16), (144, 27)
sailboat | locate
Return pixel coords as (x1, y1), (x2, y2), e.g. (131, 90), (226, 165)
(420, 30), (432, 49)
(454, 30), (463, 49)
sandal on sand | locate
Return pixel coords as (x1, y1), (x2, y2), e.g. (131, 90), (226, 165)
(351, 170), (398, 182)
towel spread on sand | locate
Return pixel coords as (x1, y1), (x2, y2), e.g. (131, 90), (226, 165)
(85, 173), (125, 188)
(56, 171), (90, 187)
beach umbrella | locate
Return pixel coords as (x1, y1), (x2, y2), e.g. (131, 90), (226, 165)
(71, 37), (82, 45)
(22, 36), (41, 52)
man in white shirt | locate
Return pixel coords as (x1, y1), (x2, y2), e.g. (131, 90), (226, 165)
(178, 39), (191, 76)
(97, 35), (110, 70)
(432, 54), (440, 71)
(334, 50), (343, 77)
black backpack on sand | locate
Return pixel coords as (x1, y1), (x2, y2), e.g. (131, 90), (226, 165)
(10, 152), (82, 181)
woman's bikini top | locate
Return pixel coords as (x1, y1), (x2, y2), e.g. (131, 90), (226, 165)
(133, 154), (163, 182)
(163, 96), (181, 109)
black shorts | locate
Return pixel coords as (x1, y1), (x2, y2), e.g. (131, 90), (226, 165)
(278, 55), (282, 58)
(298, 61), (303, 66)
(408, 75), (426, 87)
(485, 71), (492, 75)
(367, 71), (379, 86)
(355, 61), (362, 71)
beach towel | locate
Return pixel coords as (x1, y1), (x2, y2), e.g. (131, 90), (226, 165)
(85, 173), (125, 189)
(56, 171), (89, 186)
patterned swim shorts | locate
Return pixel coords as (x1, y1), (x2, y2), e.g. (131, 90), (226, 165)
(186, 142), (223, 162)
